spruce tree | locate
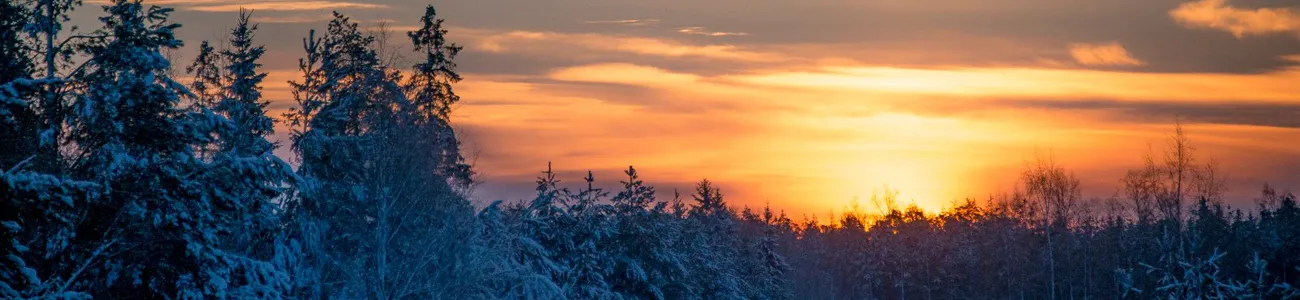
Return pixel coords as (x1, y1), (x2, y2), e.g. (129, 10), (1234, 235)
(477, 201), (566, 299)
(186, 10), (296, 298)
(27, 0), (83, 174)
(0, 0), (38, 169)
(59, 1), (257, 297)
(0, 1), (101, 298)
(186, 41), (222, 110)
(0, 166), (100, 298)
(685, 179), (746, 299)
(286, 13), (390, 298)
(405, 5), (471, 185)
(285, 10), (481, 298)
(608, 166), (685, 300)
(754, 206), (793, 300)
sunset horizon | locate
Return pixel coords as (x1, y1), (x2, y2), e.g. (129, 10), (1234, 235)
(4, 0), (1300, 298)
(108, 0), (1300, 217)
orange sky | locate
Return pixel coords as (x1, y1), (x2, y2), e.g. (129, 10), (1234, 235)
(97, 0), (1300, 217)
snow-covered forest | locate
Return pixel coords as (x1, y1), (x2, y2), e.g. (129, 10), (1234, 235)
(2, 0), (1299, 299)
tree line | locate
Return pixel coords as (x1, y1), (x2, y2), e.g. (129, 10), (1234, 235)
(1, 1), (1297, 299)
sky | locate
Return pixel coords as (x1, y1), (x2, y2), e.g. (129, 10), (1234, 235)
(78, 0), (1300, 217)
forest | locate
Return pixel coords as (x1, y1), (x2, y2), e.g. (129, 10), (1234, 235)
(1, 0), (1299, 299)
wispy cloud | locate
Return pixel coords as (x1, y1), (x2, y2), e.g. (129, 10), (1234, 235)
(723, 65), (1300, 103)
(1069, 42), (1146, 66)
(1170, 0), (1300, 38)
(549, 63), (700, 86)
(85, 0), (388, 12)
(585, 19), (660, 26)
(188, 1), (388, 12)
(86, 0), (228, 4)
(250, 14), (335, 24)
(677, 27), (749, 37)
(469, 30), (775, 61)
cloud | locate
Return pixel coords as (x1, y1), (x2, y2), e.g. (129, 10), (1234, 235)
(585, 19), (660, 26)
(723, 65), (1300, 102)
(86, 0), (228, 4)
(1170, 0), (1300, 38)
(469, 30), (776, 62)
(188, 1), (388, 12)
(549, 63), (701, 86)
(1000, 99), (1300, 129)
(1069, 42), (1146, 66)
(421, 0), (1300, 73)
(249, 14), (335, 24)
(678, 27), (750, 37)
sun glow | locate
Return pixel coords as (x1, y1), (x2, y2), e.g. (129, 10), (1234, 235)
(735, 112), (1030, 215)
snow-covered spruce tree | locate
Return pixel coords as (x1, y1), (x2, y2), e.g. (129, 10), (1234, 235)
(182, 10), (296, 298)
(476, 200), (566, 299)
(214, 10), (279, 160)
(0, 4), (40, 296)
(1259, 193), (1300, 290)
(49, 0), (268, 297)
(750, 207), (793, 300)
(280, 25), (330, 299)
(185, 40), (222, 111)
(284, 10), (481, 299)
(501, 164), (573, 296)
(285, 12), (388, 298)
(0, 1), (108, 298)
(370, 9), (485, 297)
(404, 5), (472, 185)
(0, 0), (38, 169)
(0, 10), (103, 296)
(0, 163), (101, 299)
(558, 171), (616, 299)
(22, 0), (84, 174)
(681, 179), (747, 299)
(1121, 249), (1300, 299)
(284, 12), (398, 298)
(607, 166), (688, 300)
